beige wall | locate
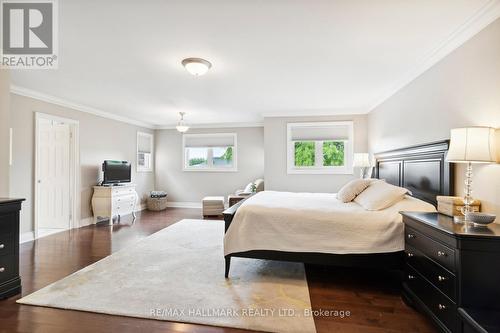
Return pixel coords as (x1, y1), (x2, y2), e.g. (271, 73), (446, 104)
(155, 127), (264, 203)
(0, 70), (10, 197)
(9, 94), (155, 233)
(368, 18), (500, 216)
(264, 115), (368, 193)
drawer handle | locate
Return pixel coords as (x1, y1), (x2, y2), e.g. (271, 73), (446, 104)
(437, 251), (447, 257)
(0, 244), (4, 249)
(438, 304), (447, 311)
(408, 274), (416, 280)
(0, 267), (5, 273)
(406, 252), (414, 258)
(438, 275), (447, 282)
(407, 233), (416, 239)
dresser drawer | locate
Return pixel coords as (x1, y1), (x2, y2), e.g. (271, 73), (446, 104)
(112, 194), (136, 206)
(0, 233), (15, 258)
(114, 203), (135, 215)
(406, 226), (456, 272)
(405, 265), (457, 332)
(112, 187), (135, 196)
(406, 244), (456, 301)
(0, 255), (18, 283)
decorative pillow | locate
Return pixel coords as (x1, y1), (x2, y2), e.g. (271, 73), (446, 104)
(243, 182), (254, 193)
(354, 181), (410, 210)
(337, 179), (373, 203)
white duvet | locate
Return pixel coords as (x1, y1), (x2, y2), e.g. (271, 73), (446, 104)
(224, 191), (436, 256)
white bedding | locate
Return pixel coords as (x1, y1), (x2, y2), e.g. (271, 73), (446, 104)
(224, 191), (436, 256)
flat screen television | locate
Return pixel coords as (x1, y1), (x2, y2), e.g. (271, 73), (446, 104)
(102, 160), (131, 184)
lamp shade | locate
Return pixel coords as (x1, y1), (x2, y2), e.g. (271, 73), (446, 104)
(447, 127), (497, 163)
(353, 153), (372, 167)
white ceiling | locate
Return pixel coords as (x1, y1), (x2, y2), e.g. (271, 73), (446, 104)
(10, 0), (500, 128)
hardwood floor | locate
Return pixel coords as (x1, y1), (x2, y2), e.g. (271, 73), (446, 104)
(0, 208), (437, 333)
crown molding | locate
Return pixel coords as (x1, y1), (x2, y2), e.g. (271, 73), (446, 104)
(10, 85), (156, 129)
(156, 122), (263, 130)
(262, 107), (368, 118)
(368, 0), (500, 113)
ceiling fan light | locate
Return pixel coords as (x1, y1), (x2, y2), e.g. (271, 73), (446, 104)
(176, 112), (189, 132)
(176, 124), (190, 133)
(182, 58), (212, 76)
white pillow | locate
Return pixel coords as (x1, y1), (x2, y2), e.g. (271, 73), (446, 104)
(354, 181), (410, 210)
(243, 182), (254, 193)
(337, 179), (373, 203)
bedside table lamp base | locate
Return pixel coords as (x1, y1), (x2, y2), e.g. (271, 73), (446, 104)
(460, 162), (474, 222)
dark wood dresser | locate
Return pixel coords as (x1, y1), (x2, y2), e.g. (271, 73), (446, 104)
(402, 212), (500, 333)
(458, 308), (500, 333)
(0, 198), (24, 299)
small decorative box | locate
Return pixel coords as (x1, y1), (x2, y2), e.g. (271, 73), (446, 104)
(436, 196), (481, 217)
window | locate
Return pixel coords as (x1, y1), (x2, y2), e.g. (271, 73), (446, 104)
(137, 132), (153, 172)
(287, 122), (353, 174)
(183, 133), (237, 172)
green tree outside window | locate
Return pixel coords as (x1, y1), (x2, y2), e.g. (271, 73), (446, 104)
(294, 141), (315, 166)
(221, 147), (233, 161)
(323, 141), (344, 166)
(189, 157), (207, 166)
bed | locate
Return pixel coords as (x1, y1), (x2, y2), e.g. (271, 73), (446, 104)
(222, 141), (454, 277)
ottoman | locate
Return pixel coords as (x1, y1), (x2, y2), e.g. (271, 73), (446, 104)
(202, 196), (225, 217)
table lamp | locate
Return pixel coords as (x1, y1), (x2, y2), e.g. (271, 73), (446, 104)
(446, 127), (498, 222)
(353, 153), (373, 179)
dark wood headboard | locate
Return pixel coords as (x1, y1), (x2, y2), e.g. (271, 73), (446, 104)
(374, 140), (454, 206)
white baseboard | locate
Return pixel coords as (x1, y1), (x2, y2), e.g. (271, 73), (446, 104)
(166, 201), (202, 209)
(79, 217), (94, 228)
(20, 231), (35, 244)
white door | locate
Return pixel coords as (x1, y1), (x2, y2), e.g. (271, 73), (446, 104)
(37, 119), (71, 230)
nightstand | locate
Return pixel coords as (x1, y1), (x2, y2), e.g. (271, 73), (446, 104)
(458, 308), (500, 333)
(228, 195), (246, 207)
(401, 212), (500, 333)
(0, 198), (25, 299)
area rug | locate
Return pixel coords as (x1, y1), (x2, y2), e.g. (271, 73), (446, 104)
(17, 219), (316, 333)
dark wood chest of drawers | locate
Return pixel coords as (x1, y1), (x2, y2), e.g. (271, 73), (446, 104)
(0, 198), (24, 299)
(402, 212), (500, 333)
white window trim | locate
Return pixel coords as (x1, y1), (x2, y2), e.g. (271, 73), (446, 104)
(137, 131), (154, 172)
(182, 133), (238, 172)
(286, 121), (354, 175)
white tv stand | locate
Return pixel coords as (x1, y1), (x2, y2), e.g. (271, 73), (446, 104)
(91, 183), (138, 225)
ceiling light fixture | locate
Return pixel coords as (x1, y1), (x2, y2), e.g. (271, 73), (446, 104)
(182, 57), (212, 76)
(176, 112), (189, 133)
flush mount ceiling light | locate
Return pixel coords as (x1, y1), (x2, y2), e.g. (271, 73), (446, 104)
(181, 57), (212, 76)
(176, 112), (189, 133)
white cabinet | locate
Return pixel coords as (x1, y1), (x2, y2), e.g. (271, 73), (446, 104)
(91, 184), (138, 225)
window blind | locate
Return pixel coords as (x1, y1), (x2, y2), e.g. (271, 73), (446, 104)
(290, 124), (350, 141)
(184, 134), (235, 148)
(138, 134), (152, 153)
